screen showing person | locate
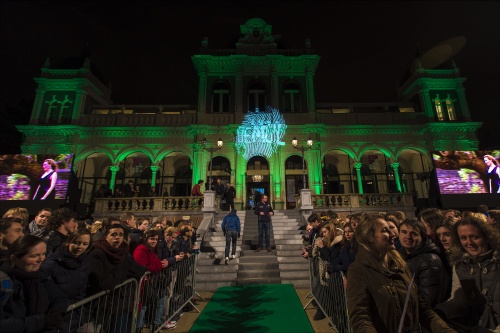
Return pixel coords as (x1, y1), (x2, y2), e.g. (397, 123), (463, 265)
(0, 153), (74, 201)
(432, 150), (500, 194)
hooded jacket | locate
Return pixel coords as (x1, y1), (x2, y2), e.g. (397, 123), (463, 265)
(221, 210), (241, 233)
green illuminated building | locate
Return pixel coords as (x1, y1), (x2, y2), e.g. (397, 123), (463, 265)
(17, 18), (481, 215)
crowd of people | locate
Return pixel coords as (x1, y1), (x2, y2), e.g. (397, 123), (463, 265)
(303, 207), (499, 333)
(0, 207), (200, 332)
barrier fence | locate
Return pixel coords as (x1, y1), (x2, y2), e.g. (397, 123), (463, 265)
(306, 257), (352, 333)
(58, 254), (198, 333)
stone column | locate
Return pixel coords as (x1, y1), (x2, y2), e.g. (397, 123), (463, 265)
(150, 166), (159, 186)
(354, 163), (364, 194)
(390, 162), (402, 193)
(109, 166), (120, 191)
(198, 72), (207, 114)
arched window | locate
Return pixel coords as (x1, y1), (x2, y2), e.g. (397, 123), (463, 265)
(434, 94), (444, 121)
(445, 94), (456, 121)
(248, 81), (266, 112)
(212, 81), (230, 113)
(283, 82), (301, 113)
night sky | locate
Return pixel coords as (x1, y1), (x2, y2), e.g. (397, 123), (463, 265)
(1, 1), (499, 148)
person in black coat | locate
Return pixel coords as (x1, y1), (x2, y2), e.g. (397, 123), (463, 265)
(223, 182), (236, 211)
(42, 208), (78, 254)
(329, 222), (356, 273)
(40, 228), (91, 332)
(0, 235), (68, 332)
(398, 219), (448, 308)
(87, 223), (146, 333)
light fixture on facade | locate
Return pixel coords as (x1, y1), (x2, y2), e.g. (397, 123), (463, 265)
(201, 137), (223, 189)
(292, 137), (313, 189)
(252, 174), (263, 182)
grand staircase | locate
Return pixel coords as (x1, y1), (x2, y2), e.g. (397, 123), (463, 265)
(195, 210), (310, 291)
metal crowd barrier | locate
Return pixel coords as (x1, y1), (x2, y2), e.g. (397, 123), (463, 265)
(58, 278), (139, 333)
(58, 253), (199, 333)
(307, 257), (352, 333)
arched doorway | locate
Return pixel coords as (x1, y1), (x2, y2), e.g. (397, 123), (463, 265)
(158, 153), (192, 196)
(206, 156), (231, 190)
(285, 154), (308, 209)
(246, 156), (269, 209)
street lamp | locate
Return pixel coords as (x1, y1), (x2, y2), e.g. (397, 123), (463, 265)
(292, 137), (313, 189)
(201, 137), (223, 189)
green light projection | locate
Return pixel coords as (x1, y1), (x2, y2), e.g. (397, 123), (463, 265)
(235, 107), (287, 160)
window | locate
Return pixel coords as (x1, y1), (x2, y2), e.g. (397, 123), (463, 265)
(248, 82), (266, 112)
(42, 93), (74, 124)
(434, 95), (444, 121)
(212, 82), (230, 113)
(434, 93), (457, 121)
(445, 94), (456, 121)
(283, 82), (301, 113)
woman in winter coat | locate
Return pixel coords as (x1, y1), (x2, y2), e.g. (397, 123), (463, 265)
(133, 229), (175, 330)
(40, 228), (91, 332)
(0, 235), (68, 332)
(347, 213), (455, 333)
(87, 223), (145, 333)
(435, 215), (500, 332)
(329, 222), (356, 273)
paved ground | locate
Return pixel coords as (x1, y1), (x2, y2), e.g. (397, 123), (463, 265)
(163, 289), (335, 333)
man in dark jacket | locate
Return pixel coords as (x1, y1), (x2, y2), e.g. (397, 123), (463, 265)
(221, 209), (241, 264)
(120, 212), (140, 253)
(43, 208), (78, 254)
(254, 194), (273, 252)
(398, 219), (447, 307)
(223, 182), (236, 211)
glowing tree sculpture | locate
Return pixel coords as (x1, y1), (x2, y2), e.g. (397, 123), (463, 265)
(235, 106), (287, 160)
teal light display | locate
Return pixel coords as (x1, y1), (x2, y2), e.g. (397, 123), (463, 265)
(235, 106), (287, 160)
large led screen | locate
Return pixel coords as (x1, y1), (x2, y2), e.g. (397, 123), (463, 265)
(432, 150), (500, 194)
(0, 154), (74, 201)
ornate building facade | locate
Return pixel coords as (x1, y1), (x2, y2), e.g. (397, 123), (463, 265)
(17, 18), (481, 215)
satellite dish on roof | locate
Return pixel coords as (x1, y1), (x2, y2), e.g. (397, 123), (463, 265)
(410, 36), (466, 72)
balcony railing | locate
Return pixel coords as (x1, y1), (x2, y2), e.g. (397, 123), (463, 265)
(298, 193), (414, 210)
(93, 196), (207, 215)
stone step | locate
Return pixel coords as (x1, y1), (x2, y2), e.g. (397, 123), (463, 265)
(196, 264), (238, 272)
(277, 250), (305, 257)
(236, 277), (282, 285)
(275, 244), (304, 250)
(279, 263), (309, 271)
(273, 234), (303, 240)
(280, 270), (309, 279)
(277, 256), (310, 263)
(237, 269), (281, 279)
(195, 271), (238, 281)
(274, 239), (306, 245)
(237, 262), (279, 271)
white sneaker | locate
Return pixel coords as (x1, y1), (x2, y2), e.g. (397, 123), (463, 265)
(164, 321), (176, 329)
(231, 254), (236, 259)
(225, 257), (229, 265)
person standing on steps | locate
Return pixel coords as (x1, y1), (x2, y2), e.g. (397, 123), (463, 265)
(254, 194), (274, 252)
(221, 209), (241, 265)
(223, 182), (236, 211)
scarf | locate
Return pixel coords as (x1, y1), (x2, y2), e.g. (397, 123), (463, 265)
(11, 266), (49, 315)
(93, 238), (129, 264)
(28, 220), (41, 235)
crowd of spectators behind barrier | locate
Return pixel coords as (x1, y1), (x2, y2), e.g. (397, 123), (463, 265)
(1, 202), (499, 332)
(0, 208), (200, 332)
(301, 206), (500, 333)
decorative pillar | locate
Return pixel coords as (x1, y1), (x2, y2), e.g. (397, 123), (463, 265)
(354, 163), (364, 194)
(109, 166), (120, 191)
(198, 72), (207, 114)
(150, 166), (159, 186)
(235, 149), (247, 210)
(305, 70), (316, 119)
(235, 70), (243, 114)
(271, 147), (283, 209)
(309, 145), (322, 195)
(390, 162), (402, 193)
(192, 143), (206, 188)
(420, 88), (435, 119)
(72, 89), (88, 123)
